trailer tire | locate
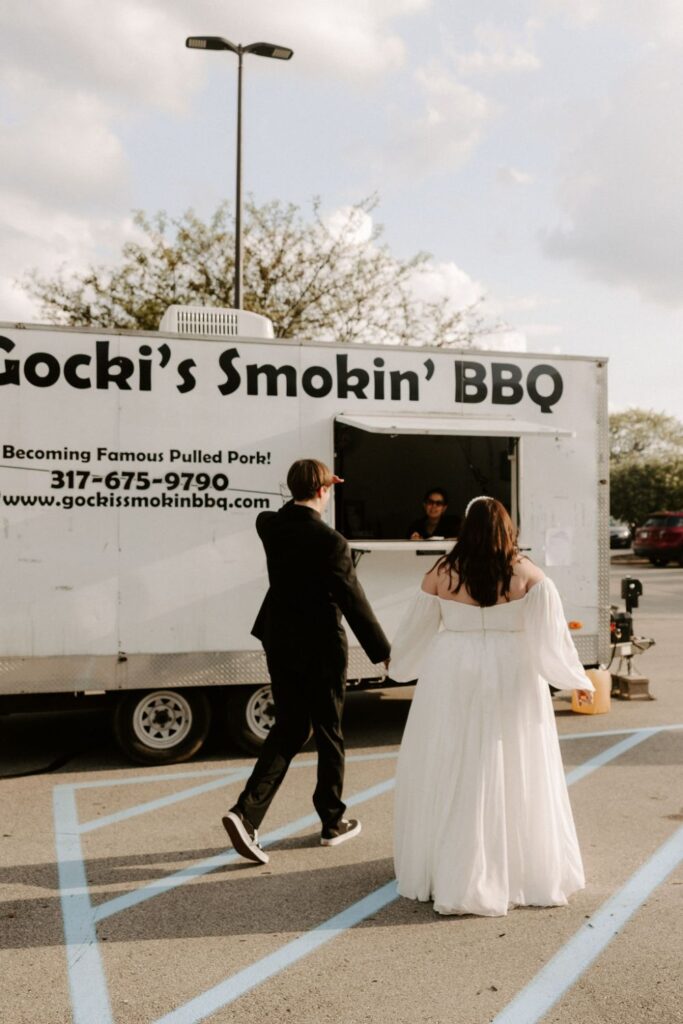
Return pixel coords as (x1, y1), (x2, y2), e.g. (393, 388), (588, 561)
(226, 685), (275, 755)
(113, 689), (211, 765)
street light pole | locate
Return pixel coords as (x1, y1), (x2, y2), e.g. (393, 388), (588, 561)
(186, 36), (294, 310)
(235, 46), (244, 309)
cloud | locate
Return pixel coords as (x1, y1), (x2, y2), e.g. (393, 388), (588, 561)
(406, 259), (484, 312)
(476, 329), (529, 352)
(456, 22), (541, 76)
(0, 0), (435, 324)
(517, 322), (563, 338)
(0, 92), (128, 213)
(322, 204), (484, 313)
(179, 0), (430, 82)
(492, 295), (543, 314)
(0, 193), (140, 321)
(0, 2), (197, 277)
(0, 1), (201, 113)
(381, 64), (497, 178)
(248, 0), (424, 79)
(0, 0), (431, 215)
(540, 0), (683, 42)
(543, 53), (683, 306)
(496, 166), (535, 186)
(325, 206), (375, 244)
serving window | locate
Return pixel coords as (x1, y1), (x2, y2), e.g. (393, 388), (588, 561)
(333, 417), (518, 541)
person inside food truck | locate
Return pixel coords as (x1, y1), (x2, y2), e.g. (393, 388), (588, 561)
(407, 487), (460, 540)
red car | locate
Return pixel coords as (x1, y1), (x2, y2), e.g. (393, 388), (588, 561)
(633, 511), (683, 566)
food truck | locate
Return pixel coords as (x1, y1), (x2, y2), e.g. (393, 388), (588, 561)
(0, 308), (610, 762)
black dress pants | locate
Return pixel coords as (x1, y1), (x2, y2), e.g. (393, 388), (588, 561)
(234, 646), (347, 831)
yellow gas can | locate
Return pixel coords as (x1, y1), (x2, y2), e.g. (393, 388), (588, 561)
(571, 668), (611, 715)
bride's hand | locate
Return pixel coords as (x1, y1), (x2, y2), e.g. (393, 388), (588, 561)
(576, 688), (593, 704)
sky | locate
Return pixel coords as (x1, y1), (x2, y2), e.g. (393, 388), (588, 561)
(0, 0), (682, 418)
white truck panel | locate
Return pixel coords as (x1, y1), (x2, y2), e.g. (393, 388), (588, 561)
(0, 324), (609, 693)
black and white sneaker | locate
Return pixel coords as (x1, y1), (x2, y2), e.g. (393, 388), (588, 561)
(320, 818), (362, 847)
(222, 809), (269, 865)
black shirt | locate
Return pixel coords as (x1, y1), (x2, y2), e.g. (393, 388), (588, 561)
(407, 514), (460, 539)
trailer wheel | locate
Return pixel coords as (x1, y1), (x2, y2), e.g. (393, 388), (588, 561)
(226, 685), (275, 755)
(113, 689), (211, 765)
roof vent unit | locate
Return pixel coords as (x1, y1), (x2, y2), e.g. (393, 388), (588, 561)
(159, 305), (274, 339)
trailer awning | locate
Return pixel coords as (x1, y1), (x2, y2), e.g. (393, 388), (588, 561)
(335, 413), (573, 437)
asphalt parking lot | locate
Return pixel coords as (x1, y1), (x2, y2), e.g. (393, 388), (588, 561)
(1, 560), (681, 1024)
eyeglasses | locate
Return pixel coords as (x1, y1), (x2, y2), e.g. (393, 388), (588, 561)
(425, 499), (446, 506)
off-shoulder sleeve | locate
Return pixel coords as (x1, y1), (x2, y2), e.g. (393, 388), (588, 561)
(388, 590), (442, 683)
(523, 577), (594, 692)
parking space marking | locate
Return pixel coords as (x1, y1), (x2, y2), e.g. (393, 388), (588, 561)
(54, 751), (398, 1024)
(93, 776), (396, 922)
(74, 751), (398, 837)
(90, 727), (665, 922)
(53, 785), (114, 1024)
(492, 824), (683, 1024)
(564, 727), (661, 785)
(78, 769), (251, 834)
(53, 726), (678, 1024)
(559, 724), (682, 742)
(151, 881), (400, 1024)
(68, 767), (254, 790)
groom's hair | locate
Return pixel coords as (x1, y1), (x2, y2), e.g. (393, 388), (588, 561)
(287, 458), (334, 500)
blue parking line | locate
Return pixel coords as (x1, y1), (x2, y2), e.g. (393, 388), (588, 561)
(53, 786), (113, 1024)
(56, 767), (396, 1019)
(69, 767), (251, 790)
(70, 749), (399, 792)
(91, 729), (660, 923)
(148, 731), (665, 1020)
(54, 726), (679, 1024)
(559, 724), (681, 742)
(78, 769), (250, 834)
(64, 725), (682, 802)
(564, 727), (661, 785)
(76, 752), (398, 834)
(492, 824), (683, 1024)
(93, 776), (396, 922)
(152, 881), (400, 1024)
(145, 729), (672, 1024)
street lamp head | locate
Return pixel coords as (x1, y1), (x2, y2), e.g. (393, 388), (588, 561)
(244, 41), (294, 60)
(186, 38), (293, 60)
(186, 36), (239, 54)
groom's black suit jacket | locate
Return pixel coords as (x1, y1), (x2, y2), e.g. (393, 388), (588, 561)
(251, 502), (390, 666)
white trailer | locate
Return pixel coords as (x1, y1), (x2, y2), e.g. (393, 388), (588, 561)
(0, 310), (610, 762)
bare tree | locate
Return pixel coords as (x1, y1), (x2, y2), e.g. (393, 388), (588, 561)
(24, 197), (493, 346)
(610, 408), (683, 464)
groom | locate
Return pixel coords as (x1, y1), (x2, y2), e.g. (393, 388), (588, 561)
(222, 458), (391, 864)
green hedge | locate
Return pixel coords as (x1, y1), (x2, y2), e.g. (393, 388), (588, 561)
(611, 457), (683, 526)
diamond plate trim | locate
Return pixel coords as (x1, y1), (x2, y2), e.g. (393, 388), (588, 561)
(0, 650), (270, 694)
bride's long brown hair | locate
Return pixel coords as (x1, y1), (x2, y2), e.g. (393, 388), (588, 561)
(437, 497), (519, 606)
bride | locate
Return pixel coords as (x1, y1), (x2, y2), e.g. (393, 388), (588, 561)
(390, 496), (594, 917)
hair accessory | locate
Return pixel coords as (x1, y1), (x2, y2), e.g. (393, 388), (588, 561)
(465, 495), (494, 517)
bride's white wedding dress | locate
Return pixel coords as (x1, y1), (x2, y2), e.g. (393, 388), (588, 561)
(390, 578), (593, 917)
